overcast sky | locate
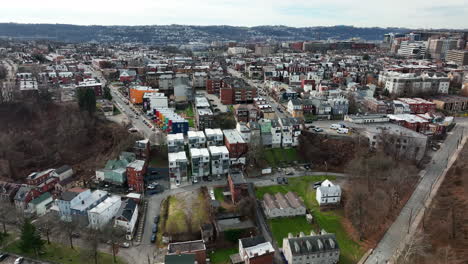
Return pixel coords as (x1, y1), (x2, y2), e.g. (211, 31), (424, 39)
(2, 0), (467, 29)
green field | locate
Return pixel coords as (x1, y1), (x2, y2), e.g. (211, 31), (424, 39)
(263, 148), (302, 167)
(256, 175), (363, 264)
(4, 241), (126, 264)
(208, 247), (237, 264)
(214, 187), (225, 202)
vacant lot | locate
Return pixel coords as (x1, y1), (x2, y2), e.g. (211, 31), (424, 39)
(160, 189), (211, 238)
(208, 247), (237, 264)
(256, 175), (363, 264)
(4, 241), (125, 264)
(263, 148), (302, 167)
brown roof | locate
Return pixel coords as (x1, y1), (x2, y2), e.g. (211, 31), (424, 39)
(285, 192), (305, 209)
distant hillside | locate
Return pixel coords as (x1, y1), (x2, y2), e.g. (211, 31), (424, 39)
(0, 23), (410, 43)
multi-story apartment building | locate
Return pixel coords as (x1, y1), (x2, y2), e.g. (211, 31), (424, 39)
(70, 190), (108, 224)
(188, 131), (206, 148)
(220, 78), (257, 105)
(236, 123), (251, 143)
(192, 72), (208, 88)
(88, 195), (122, 229)
(279, 118), (301, 147)
(204, 128), (224, 146)
(381, 72), (450, 95)
(223, 129), (248, 165)
(206, 78), (223, 94)
(56, 188), (91, 221)
(168, 151), (188, 185)
(238, 236), (275, 264)
(197, 108), (214, 130)
(158, 74), (174, 94)
(283, 232), (340, 264)
(397, 41), (427, 58)
(189, 148), (210, 182)
(126, 160), (147, 193)
(446, 50), (468, 65)
(208, 146), (230, 177)
(167, 133), (185, 153)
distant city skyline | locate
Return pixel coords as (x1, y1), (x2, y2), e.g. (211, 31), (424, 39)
(1, 0), (468, 29)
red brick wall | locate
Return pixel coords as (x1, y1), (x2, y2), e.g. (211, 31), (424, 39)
(248, 252), (275, 264)
(220, 87), (234, 104)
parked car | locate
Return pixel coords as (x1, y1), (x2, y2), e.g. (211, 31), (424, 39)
(71, 232), (80, 238)
(283, 177), (289, 184)
(330, 124), (341, 130)
(0, 253), (9, 261)
(152, 224), (158, 233)
(14, 257), (23, 264)
(120, 242), (130, 248)
(154, 216), (160, 224)
(150, 233), (156, 243)
(313, 128), (323, 132)
(337, 128), (349, 134)
(313, 181), (323, 189)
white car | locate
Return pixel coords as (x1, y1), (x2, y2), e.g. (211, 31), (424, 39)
(14, 257), (24, 264)
(330, 124), (341, 130)
(337, 128), (349, 134)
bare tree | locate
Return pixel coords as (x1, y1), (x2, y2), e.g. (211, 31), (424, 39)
(34, 213), (60, 244)
(102, 224), (126, 263)
(0, 200), (17, 234)
(246, 132), (265, 168)
(82, 227), (103, 264)
(398, 230), (430, 264)
(59, 218), (81, 249)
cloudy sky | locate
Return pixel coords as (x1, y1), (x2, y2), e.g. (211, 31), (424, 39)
(2, 0), (467, 29)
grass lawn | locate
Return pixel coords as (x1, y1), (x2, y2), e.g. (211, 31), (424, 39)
(255, 175), (363, 264)
(4, 241), (126, 264)
(165, 196), (187, 234)
(208, 247), (237, 264)
(214, 187), (225, 202)
(188, 118), (195, 128)
(268, 216), (316, 247)
(149, 149), (168, 167)
(263, 148), (302, 167)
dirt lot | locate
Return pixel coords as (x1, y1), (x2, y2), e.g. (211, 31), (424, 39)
(159, 188), (211, 241)
(409, 143), (468, 263)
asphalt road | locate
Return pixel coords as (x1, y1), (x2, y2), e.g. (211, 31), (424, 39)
(88, 67), (162, 145)
(364, 120), (467, 263)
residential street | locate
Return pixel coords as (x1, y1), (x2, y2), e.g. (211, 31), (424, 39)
(365, 119), (467, 263)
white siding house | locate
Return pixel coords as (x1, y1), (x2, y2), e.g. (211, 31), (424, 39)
(316, 180), (341, 206)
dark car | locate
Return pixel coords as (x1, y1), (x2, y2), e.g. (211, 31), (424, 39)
(313, 181), (323, 189)
(283, 177), (289, 184)
(152, 224), (158, 233)
(0, 253), (9, 261)
(150, 233), (156, 243)
(154, 216), (160, 224)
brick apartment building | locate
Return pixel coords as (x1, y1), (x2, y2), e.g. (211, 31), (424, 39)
(397, 98), (436, 114)
(126, 160), (147, 193)
(220, 78), (257, 105)
(167, 240), (207, 264)
(223, 129), (248, 161)
(228, 171), (247, 203)
(206, 78), (223, 94)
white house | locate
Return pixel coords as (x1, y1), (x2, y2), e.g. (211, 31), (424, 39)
(114, 199), (139, 240)
(316, 180), (341, 206)
(236, 123), (251, 143)
(204, 128), (224, 146)
(28, 192), (53, 216)
(208, 146), (230, 177)
(168, 151), (188, 185)
(88, 195), (122, 229)
(51, 165), (73, 181)
(167, 133), (185, 153)
(189, 148), (210, 182)
(188, 131), (206, 148)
